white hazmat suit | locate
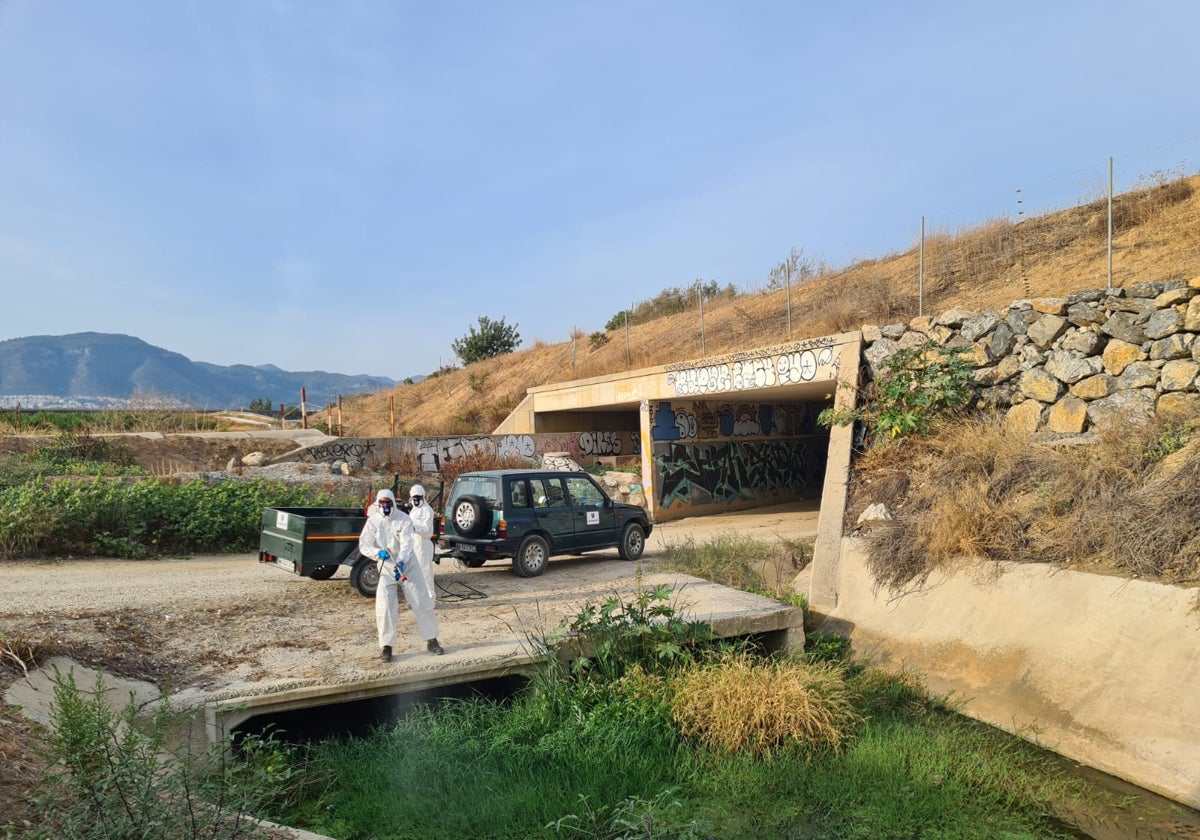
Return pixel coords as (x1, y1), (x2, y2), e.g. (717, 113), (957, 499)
(407, 484), (437, 603)
(358, 489), (443, 660)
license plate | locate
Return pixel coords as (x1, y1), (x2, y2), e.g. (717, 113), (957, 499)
(278, 558), (296, 572)
(458, 544), (477, 553)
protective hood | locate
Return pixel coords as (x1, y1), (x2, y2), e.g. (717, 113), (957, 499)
(376, 489), (397, 504)
(409, 484), (426, 498)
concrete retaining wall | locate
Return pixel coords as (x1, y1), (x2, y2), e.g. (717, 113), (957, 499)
(816, 538), (1200, 809)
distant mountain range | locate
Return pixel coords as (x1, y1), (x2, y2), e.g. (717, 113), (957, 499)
(0, 333), (396, 410)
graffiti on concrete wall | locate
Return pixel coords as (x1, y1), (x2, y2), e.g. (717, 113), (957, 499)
(665, 338), (839, 397)
(296, 439), (378, 465)
(654, 439), (826, 509)
(413, 431), (640, 473)
(650, 400), (821, 442)
(417, 436), (495, 473)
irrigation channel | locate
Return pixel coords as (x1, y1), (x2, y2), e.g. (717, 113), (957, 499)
(227, 659), (1200, 840)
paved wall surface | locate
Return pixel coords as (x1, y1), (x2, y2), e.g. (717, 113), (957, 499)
(818, 538), (1200, 809)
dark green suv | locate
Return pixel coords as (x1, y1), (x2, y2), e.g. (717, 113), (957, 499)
(437, 469), (653, 577)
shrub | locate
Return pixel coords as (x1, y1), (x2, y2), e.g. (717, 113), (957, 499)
(0, 477), (351, 559)
(819, 341), (973, 443)
(27, 667), (299, 839)
(538, 571), (713, 687)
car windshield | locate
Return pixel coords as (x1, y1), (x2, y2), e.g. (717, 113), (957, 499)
(450, 476), (500, 506)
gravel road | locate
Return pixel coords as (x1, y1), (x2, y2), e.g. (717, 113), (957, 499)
(1, 502), (819, 698)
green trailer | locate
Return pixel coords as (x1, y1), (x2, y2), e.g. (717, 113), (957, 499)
(257, 506), (379, 595)
(257, 478), (444, 598)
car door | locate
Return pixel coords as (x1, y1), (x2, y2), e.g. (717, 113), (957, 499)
(528, 476), (576, 551)
(564, 474), (616, 550)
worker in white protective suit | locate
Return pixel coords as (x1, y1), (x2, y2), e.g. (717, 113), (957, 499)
(358, 489), (444, 662)
(407, 484), (438, 604)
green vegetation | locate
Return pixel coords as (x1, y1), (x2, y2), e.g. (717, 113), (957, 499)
(0, 409), (218, 434)
(605, 279), (737, 332)
(819, 341), (973, 443)
(24, 668), (301, 839)
(452, 315), (522, 364)
(0, 432), (146, 490)
(262, 578), (1103, 839)
(0, 477), (355, 560)
(658, 532), (810, 602)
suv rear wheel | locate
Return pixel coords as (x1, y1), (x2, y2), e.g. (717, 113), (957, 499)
(513, 534), (550, 577)
(452, 495), (490, 538)
(618, 522), (646, 561)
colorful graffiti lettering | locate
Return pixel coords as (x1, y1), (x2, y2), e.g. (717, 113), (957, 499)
(654, 439), (826, 509)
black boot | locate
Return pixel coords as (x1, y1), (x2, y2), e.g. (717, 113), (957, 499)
(426, 638), (445, 656)
(381, 645), (393, 662)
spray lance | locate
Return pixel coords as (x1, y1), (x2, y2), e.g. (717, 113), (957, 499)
(376, 546), (406, 583)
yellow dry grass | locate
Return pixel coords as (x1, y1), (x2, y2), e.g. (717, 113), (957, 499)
(342, 173), (1200, 438)
(851, 409), (1200, 588)
(669, 652), (861, 758)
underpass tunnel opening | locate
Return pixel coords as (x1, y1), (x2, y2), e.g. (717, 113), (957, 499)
(228, 674), (529, 748)
(512, 335), (860, 538)
(642, 393), (833, 523)
(528, 391), (835, 525)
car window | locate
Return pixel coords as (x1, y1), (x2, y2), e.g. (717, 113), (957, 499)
(530, 477), (566, 508)
(452, 477), (500, 506)
(509, 480), (529, 509)
(565, 476), (605, 506)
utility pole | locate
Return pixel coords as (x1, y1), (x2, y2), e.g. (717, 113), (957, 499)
(785, 261), (793, 339)
(919, 216), (925, 317)
(625, 307), (631, 366)
(1107, 156), (1114, 289)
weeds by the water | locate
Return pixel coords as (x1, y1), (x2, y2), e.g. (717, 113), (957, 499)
(21, 668), (301, 839)
(266, 573), (1102, 839)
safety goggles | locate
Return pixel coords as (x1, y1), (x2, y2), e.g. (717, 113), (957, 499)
(411, 496), (424, 505)
(379, 500), (394, 513)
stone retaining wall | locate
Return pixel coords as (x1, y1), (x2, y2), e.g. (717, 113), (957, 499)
(862, 276), (1200, 434)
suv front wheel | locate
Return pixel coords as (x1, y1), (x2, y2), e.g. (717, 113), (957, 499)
(513, 534), (550, 577)
(618, 522), (646, 561)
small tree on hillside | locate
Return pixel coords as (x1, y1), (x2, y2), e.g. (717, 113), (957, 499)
(452, 315), (521, 364)
(767, 247), (816, 290)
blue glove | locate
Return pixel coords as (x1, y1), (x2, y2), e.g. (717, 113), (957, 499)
(378, 549), (390, 560)
(393, 561), (405, 581)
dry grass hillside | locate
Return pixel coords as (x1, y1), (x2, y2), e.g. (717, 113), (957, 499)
(344, 172), (1200, 437)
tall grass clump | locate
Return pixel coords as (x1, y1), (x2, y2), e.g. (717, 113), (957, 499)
(670, 650), (861, 758)
(25, 668), (303, 839)
(0, 477), (356, 559)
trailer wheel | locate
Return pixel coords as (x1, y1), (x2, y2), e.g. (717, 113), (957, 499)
(350, 558), (379, 598)
(452, 495), (490, 538)
(307, 564), (339, 581)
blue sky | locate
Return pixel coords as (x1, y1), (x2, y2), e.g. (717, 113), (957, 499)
(2, 1), (1198, 384)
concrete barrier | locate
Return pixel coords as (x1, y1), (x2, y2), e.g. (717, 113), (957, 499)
(815, 538), (1200, 809)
